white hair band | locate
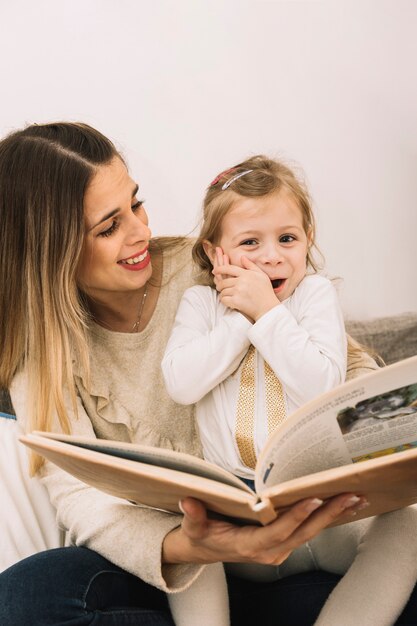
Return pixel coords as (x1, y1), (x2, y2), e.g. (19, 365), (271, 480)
(221, 169), (254, 190)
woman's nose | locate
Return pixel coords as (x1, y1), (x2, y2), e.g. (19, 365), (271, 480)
(126, 214), (152, 244)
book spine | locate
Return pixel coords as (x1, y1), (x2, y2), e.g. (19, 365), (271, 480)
(252, 497), (277, 525)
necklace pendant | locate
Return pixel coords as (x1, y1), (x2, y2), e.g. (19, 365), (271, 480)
(132, 284), (148, 332)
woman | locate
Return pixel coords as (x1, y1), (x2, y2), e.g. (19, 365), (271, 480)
(0, 122), (414, 626)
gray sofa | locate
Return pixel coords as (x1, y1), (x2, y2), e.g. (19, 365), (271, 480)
(1, 312), (416, 415)
(345, 312), (417, 365)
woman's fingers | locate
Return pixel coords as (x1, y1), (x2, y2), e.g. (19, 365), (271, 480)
(175, 493), (368, 567)
(258, 494), (367, 565)
(233, 494), (367, 566)
(179, 497), (210, 540)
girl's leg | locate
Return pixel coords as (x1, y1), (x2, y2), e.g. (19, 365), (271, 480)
(228, 569), (417, 626)
(227, 570), (342, 626)
(311, 507), (417, 626)
(168, 562), (230, 626)
(0, 546), (174, 626)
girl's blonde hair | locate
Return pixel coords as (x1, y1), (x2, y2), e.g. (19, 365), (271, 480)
(193, 154), (322, 286)
(0, 122), (121, 473)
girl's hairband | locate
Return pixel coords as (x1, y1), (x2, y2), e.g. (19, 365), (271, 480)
(209, 168), (254, 190)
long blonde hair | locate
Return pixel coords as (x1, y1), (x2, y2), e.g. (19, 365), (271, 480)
(0, 122), (120, 473)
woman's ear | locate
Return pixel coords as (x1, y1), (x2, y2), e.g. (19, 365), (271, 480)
(202, 240), (216, 264)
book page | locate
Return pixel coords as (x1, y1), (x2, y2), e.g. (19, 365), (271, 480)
(35, 432), (253, 493)
(21, 433), (280, 525)
(255, 356), (417, 492)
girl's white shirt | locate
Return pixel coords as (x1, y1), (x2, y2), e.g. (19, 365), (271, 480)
(162, 274), (347, 479)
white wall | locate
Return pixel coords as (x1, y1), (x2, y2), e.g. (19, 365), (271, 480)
(1, 0), (416, 319)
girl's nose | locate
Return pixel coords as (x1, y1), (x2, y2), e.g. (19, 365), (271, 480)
(261, 244), (284, 264)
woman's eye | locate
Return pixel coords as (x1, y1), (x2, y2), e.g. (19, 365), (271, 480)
(240, 239), (257, 246)
(132, 199), (144, 212)
(280, 234), (295, 243)
(99, 220), (119, 237)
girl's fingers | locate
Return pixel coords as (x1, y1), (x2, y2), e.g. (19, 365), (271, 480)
(212, 264), (244, 278)
(215, 247), (223, 268)
(240, 255), (264, 273)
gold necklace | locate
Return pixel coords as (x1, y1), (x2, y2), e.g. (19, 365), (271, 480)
(132, 283), (148, 332)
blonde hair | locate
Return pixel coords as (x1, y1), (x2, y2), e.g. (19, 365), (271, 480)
(0, 122), (121, 473)
(193, 154), (322, 286)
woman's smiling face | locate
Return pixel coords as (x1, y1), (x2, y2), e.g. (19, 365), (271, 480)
(77, 157), (152, 300)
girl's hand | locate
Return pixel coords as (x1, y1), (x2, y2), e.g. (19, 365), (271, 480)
(212, 248), (279, 321)
(162, 494), (367, 566)
(212, 246), (229, 287)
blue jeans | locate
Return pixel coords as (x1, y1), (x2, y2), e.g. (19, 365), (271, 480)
(1, 546), (417, 625)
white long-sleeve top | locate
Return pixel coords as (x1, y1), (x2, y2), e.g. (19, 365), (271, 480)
(162, 274), (347, 479)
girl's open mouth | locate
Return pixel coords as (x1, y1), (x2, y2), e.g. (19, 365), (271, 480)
(271, 278), (284, 289)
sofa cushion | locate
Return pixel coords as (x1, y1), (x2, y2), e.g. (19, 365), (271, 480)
(345, 312), (417, 365)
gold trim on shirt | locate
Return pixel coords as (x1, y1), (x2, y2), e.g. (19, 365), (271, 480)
(235, 346), (287, 469)
(235, 345), (257, 469)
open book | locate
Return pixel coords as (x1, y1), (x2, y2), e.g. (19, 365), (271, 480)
(21, 355), (417, 527)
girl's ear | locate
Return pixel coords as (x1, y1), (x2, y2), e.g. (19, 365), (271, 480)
(202, 240), (216, 264)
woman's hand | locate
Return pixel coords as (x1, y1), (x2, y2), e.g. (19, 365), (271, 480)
(162, 494), (367, 566)
(212, 247), (278, 322)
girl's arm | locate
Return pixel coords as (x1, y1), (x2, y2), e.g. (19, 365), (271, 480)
(162, 286), (252, 404)
(249, 275), (347, 406)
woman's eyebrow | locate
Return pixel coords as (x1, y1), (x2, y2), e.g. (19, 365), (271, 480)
(89, 184), (140, 231)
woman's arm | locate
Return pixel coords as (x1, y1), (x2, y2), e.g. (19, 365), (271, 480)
(162, 286), (252, 404)
(10, 371), (203, 593)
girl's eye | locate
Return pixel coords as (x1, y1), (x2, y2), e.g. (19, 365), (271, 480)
(280, 234), (296, 243)
(99, 220), (120, 238)
(132, 199), (144, 212)
(240, 239), (257, 246)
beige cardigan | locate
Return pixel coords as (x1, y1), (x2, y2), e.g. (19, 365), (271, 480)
(11, 239), (378, 592)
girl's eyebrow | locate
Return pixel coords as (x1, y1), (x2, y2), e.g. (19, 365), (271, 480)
(89, 184), (139, 231)
(233, 224), (303, 240)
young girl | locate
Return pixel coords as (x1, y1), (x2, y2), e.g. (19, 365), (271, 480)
(162, 155), (417, 626)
